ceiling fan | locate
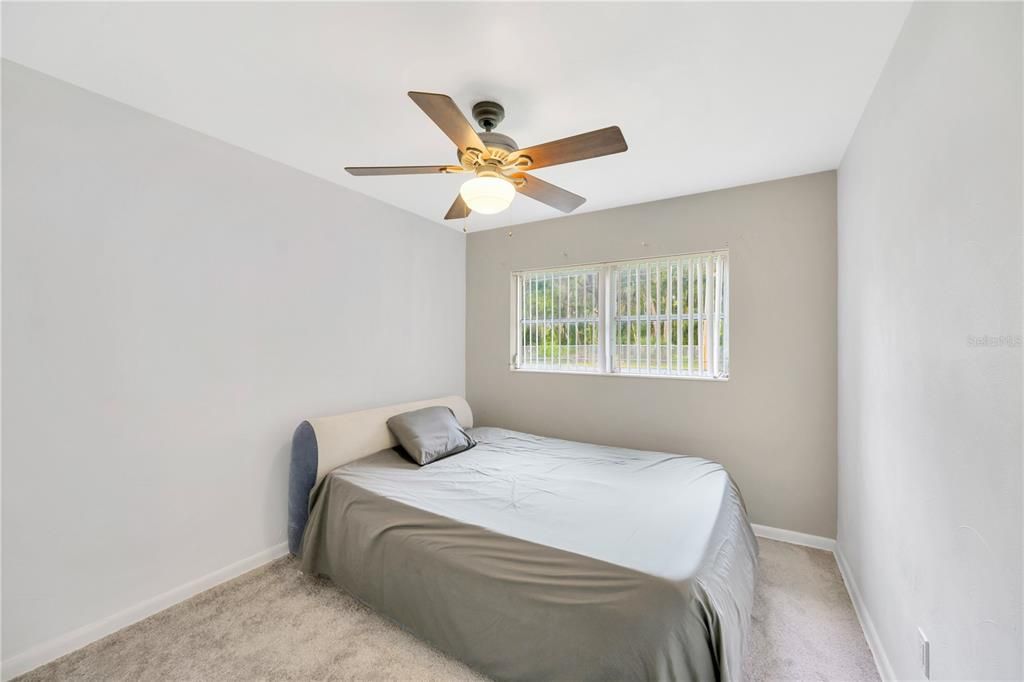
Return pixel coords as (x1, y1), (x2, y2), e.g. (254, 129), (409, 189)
(346, 92), (628, 220)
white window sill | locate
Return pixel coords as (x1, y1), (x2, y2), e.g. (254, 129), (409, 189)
(509, 367), (729, 382)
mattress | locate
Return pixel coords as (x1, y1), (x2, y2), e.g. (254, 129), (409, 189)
(299, 427), (758, 681)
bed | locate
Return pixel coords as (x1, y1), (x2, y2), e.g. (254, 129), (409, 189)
(289, 396), (758, 681)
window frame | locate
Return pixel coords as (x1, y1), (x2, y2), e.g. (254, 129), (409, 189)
(509, 249), (730, 381)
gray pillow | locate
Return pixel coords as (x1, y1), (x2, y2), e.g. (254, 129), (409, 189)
(386, 406), (476, 466)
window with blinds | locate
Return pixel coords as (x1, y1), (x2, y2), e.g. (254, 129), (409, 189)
(511, 250), (729, 380)
(513, 268), (602, 372)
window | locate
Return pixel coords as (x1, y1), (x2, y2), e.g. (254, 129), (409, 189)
(513, 268), (602, 373)
(511, 250), (729, 380)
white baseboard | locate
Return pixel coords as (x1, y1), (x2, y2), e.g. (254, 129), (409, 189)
(751, 523), (837, 552)
(1, 542), (289, 681)
(834, 545), (896, 682)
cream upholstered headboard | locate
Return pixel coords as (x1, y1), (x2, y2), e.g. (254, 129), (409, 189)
(287, 395), (473, 554)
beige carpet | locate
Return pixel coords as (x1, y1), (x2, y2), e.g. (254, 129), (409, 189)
(18, 539), (878, 681)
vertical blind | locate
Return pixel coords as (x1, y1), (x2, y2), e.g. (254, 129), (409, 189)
(611, 251), (729, 378)
(514, 268), (602, 372)
(513, 250), (729, 379)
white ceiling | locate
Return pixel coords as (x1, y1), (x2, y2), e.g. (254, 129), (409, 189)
(3, 2), (909, 231)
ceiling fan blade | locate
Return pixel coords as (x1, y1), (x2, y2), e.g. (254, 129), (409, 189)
(444, 193), (471, 221)
(513, 173), (586, 213)
(509, 126), (627, 171)
(408, 92), (487, 156)
(345, 165), (456, 176)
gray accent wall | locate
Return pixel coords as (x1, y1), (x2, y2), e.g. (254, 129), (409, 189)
(1, 61), (465, 662)
(466, 171), (838, 538)
(837, 3), (1022, 679)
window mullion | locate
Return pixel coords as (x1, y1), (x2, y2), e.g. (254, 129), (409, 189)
(597, 266), (608, 373)
(607, 264), (616, 374)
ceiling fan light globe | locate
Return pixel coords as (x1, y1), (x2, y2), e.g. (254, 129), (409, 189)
(459, 176), (515, 215)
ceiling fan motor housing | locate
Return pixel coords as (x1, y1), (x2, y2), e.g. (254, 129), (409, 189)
(479, 132), (518, 153)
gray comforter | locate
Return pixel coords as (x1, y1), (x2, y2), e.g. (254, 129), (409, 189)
(299, 427), (758, 681)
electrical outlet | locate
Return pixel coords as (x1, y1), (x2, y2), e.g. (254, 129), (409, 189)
(918, 628), (930, 679)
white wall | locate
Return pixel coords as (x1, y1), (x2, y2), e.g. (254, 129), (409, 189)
(837, 3), (1022, 679)
(1, 61), (465, 667)
(467, 172), (838, 538)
